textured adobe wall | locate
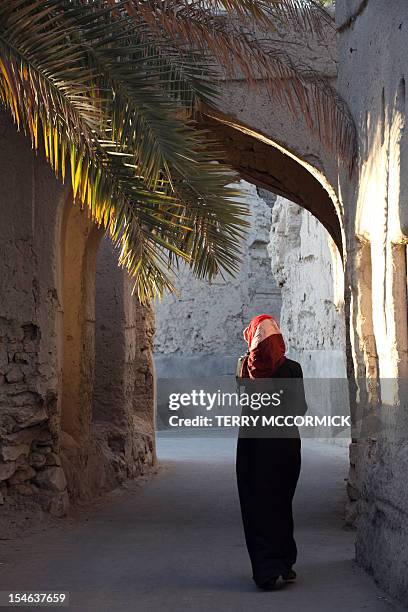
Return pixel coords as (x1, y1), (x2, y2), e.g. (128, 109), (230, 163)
(268, 196), (349, 445)
(336, 0), (408, 603)
(59, 199), (102, 444)
(0, 111), (155, 516)
(269, 197), (346, 378)
(0, 110), (69, 516)
(60, 237), (156, 503)
(93, 239), (156, 428)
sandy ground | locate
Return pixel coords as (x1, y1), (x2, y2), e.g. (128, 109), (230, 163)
(0, 435), (404, 611)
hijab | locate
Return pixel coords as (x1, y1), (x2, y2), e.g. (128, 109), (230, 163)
(242, 314), (286, 378)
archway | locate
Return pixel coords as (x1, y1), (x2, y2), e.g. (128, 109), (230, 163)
(201, 108), (344, 257)
(57, 200), (156, 503)
(156, 93), (350, 435)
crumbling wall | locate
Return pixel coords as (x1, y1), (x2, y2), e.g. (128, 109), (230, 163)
(0, 111), (155, 517)
(60, 238), (156, 503)
(337, 0), (408, 603)
(0, 110), (68, 516)
(268, 196), (349, 445)
(154, 183), (348, 442)
(269, 197), (347, 378)
(155, 186), (347, 381)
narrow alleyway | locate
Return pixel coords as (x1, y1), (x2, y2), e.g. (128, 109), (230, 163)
(0, 435), (403, 612)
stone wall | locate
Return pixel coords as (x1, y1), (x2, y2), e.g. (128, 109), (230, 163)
(336, 0), (408, 603)
(269, 197), (347, 378)
(60, 238), (156, 503)
(0, 111), (155, 517)
(0, 111), (68, 516)
(268, 196), (349, 445)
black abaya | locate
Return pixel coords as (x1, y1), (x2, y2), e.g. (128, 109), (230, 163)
(236, 357), (307, 586)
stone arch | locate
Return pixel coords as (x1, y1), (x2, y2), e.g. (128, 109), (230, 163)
(199, 96), (352, 432)
(57, 200), (156, 503)
(201, 106), (344, 258)
(197, 96), (352, 447)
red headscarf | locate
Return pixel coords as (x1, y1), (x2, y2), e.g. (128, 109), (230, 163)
(242, 314), (286, 378)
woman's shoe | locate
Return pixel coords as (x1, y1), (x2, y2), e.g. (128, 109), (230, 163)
(257, 577), (279, 590)
(281, 569), (297, 582)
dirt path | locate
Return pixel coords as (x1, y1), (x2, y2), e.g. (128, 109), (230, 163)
(0, 436), (403, 611)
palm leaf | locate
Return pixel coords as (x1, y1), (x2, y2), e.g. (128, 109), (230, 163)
(0, 0), (250, 300)
(124, 0), (355, 168)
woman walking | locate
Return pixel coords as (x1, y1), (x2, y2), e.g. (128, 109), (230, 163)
(236, 314), (307, 590)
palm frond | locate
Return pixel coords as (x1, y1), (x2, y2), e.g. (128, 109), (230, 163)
(128, 0), (356, 169)
(261, 0), (334, 36)
(0, 0), (250, 300)
(137, 0), (332, 35)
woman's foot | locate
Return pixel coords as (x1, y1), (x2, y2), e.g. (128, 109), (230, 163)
(281, 568), (297, 582)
